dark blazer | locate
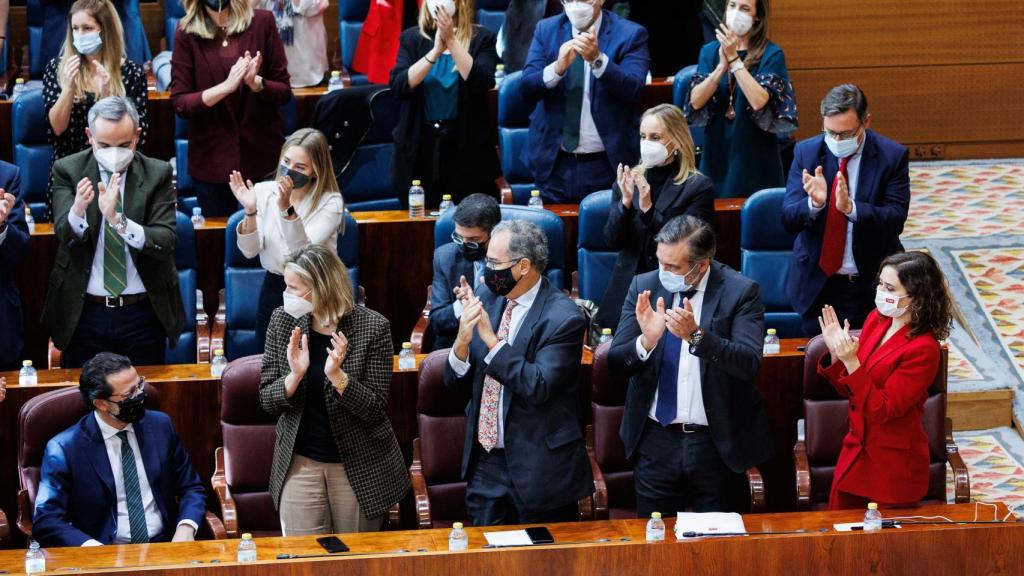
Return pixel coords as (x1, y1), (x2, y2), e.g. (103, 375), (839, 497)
(595, 171), (715, 330)
(501, 0), (562, 73)
(782, 130), (911, 316)
(520, 10), (650, 184)
(170, 10), (292, 184)
(609, 263), (774, 473)
(819, 311), (939, 506)
(260, 306), (410, 519)
(32, 410), (206, 547)
(443, 277), (592, 512)
(428, 243), (493, 350)
(42, 150), (184, 350)
(0, 162), (29, 370)
(389, 26), (501, 194)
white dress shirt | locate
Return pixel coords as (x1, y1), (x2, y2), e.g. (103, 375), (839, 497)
(542, 14), (608, 154)
(260, 0), (329, 87)
(81, 412), (197, 546)
(236, 181), (345, 274)
(67, 169), (147, 297)
(807, 138), (865, 275)
(635, 269), (711, 426)
(448, 277), (543, 448)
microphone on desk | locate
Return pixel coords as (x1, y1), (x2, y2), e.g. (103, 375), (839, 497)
(678, 528), (825, 538)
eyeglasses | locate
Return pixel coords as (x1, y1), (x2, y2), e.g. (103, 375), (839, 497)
(484, 257), (523, 270)
(109, 378), (146, 402)
(822, 125), (862, 141)
(451, 231), (485, 251)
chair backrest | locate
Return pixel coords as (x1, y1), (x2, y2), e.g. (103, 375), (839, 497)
(12, 87), (53, 222)
(219, 355), (281, 533)
(577, 189), (617, 303)
(497, 70), (536, 204)
(801, 334), (949, 506)
(434, 204), (566, 289)
(164, 0), (185, 51)
(589, 341), (635, 513)
(739, 188), (802, 338)
(476, 0), (510, 34)
(338, 89), (402, 211)
(27, 0), (45, 78)
(173, 115), (194, 204)
(338, 0), (370, 84)
(167, 211), (198, 363)
(224, 211), (267, 360)
(415, 350), (469, 527)
(338, 211), (360, 287)
(671, 65), (704, 155)
(18, 386), (161, 506)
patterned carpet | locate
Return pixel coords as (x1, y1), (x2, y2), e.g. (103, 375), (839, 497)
(950, 428), (1024, 517)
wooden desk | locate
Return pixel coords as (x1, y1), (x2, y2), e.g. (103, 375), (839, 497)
(0, 504), (1019, 574)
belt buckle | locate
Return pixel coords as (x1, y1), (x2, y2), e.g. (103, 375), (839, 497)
(105, 295), (123, 308)
(681, 424), (697, 434)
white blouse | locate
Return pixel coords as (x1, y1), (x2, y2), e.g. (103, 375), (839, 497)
(261, 0), (330, 88)
(236, 180), (345, 274)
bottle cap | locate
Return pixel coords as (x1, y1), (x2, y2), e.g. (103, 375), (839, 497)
(242, 533), (253, 540)
(651, 511), (662, 519)
(531, 189), (540, 196)
(601, 328), (612, 335)
(331, 70), (341, 78)
(443, 194), (452, 200)
(193, 207), (202, 215)
(496, 64), (505, 70)
(453, 522), (464, 529)
(402, 342), (412, 349)
(15, 78), (24, 84)
(867, 502), (878, 510)
(215, 349), (224, 356)
(412, 180), (422, 186)
(22, 360), (32, 367)
(766, 328), (777, 335)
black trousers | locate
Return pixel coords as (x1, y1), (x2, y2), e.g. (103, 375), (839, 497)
(465, 447), (579, 526)
(800, 272), (876, 336)
(633, 420), (747, 517)
(255, 271), (286, 354)
(193, 179), (240, 218)
(63, 299), (166, 369)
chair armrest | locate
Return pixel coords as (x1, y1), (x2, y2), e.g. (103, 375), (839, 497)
(0, 507), (10, 549)
(203, 511), (228, 540)
(585, 425), (608, 520)
(497, 176), (512, 205)
(409, 438), (433, 529)
(945, 417), (971, 504)
(211, 447), (239, 539)
(570, 270), (580, 300)
(793, 418), (811, 510)
(195, 289), (212, 363)
(210, 289), (226, 354)
(16, 489), (33, 539)
(745, 466), (765, 513)
(410, 286), (433, 355)
(358, 285), (366, 306)
(48, 340), (62, 370)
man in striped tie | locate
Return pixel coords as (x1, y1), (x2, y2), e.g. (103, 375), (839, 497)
(32, 352), (206, 547)
(42, 97), (184, 368)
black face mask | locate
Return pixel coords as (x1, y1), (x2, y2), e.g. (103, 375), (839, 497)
(203, 0), (228, 12)
(109, 389), (147, 424)
(278, 164), (313, 189)
(460, 243), (487, 262)
(483, 263), (520, 296)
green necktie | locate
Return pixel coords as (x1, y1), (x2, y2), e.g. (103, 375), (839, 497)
(117, 431), (150, 544)
(562, 57), (586, 151)
(103, 181), (127, 298)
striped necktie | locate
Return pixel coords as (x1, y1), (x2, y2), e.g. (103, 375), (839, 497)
(562, 57), (585, 151)
(103, 177), (128, 297)
(116, 430), (150, 544)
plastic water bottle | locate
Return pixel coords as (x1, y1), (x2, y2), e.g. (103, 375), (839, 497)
(408, 180), (425, 218)
(25, 541), (45, 574)
(439, 194), (455, 214)
(191, 206), (205, 228)
(646, 71), (653, 85)
(598, 328), (613, 345)
(19, 360), (38, 386)
(448, 521), (468, 551)
(211, 349), (228, 377)
(237, 533), (257, 562)
(398, 342), (416, 370)
(763, 328), (780, 355)
(11, 78), (27, 101)
(328, 70), (344, 92)
(863, 502), (882, 532)
(494, 64), (506, 89)
(24, 205), (36, 234)
(528, 189), (544, 209)
(646, 511), (665, 542)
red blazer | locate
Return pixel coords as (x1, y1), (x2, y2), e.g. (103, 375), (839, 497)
(170, 10), (292, 184)
(818, 310), (940, 506)
(352, 0), (421, 84)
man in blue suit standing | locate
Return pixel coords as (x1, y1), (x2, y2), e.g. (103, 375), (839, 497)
(521, 0), (649, 204)
(33, 352), (205, 547)
(782, 84), (910, 335)
(0, 160), (29, 371)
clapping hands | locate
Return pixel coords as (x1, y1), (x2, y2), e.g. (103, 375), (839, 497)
(818, 305), (860, 373)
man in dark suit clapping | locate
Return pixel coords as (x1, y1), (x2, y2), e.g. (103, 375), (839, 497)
(0, 161), (30, 370)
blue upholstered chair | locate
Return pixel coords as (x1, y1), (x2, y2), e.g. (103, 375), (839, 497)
(575, 189), (617, 304)
(11, 87), (52, 222)
(166, 211), (210, 364)
(739, 188), (801, 338)
(497, 71), (536, 205)
(338, 89), (402, 211)
(671, 64), (704, 162)
(338, 0), (370, 86)
(164, 0), (185, 50)
(27, 0), (45, 78)
(477, 0), (510, 35)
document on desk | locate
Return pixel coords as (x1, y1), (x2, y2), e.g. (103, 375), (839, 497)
(483, 530), (534, 547)
(675, 512), (746, 539)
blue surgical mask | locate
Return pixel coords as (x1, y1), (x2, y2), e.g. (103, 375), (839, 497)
(658, 262), (698, 294)
(825, 133), (860, 159)
(73, 31), (103, 56)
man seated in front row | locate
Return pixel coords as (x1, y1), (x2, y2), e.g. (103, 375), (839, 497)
(33, 352), (206, 547)
(428, 193), (501, 350)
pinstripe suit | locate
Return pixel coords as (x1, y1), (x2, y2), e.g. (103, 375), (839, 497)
(260, 306), (410, 519)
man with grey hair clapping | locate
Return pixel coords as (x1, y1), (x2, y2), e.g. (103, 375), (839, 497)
(445, 219), (592, 525)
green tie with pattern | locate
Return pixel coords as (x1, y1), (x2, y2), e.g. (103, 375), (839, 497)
(103, 181), (127, 298)
(116, 430), (150, 544)
(562, 57), (586, 151)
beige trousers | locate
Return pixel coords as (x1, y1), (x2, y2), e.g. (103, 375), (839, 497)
(279, 454), (384, 536)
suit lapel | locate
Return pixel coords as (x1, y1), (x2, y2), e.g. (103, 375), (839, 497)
(133, 417), (161, 494)
(82, 414), (116, 499)
(85, 155), (103, 248)
(501, 278), (549, 421)
(653, 178), (682, 215)
(122, 157), (145, 225)
(854, 131), (880, 203)
(648, 273), (674, 366)
(864, 321), (912, 372)
(697, 265), (724, 384)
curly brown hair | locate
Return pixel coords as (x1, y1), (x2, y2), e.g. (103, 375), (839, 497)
(878, 251), (953, 340)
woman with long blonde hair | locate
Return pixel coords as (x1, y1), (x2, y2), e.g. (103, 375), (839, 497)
(595, 103), (715, 331)
(389, 0), (500, 208)
(230, 127), (345, 351)
(42, 0), (148, 219)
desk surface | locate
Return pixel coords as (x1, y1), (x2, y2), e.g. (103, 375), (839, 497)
(0, 504), (1018, 575)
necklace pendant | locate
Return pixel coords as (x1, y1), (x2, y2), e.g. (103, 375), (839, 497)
(222, 38), (229, 47)
(725, 104), (736, 121)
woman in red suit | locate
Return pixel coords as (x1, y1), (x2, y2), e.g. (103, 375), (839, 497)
(817, 251), (953, 510)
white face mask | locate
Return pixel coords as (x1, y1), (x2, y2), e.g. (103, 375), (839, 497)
(73, 31), (103, 55)
(658, 262), (699, 294)
(427, 0), (455, 17)
(282, 290), (314, 319)
(564, 1), (594, 31)
(726, 9), (754, 36)
(825, 133), (860, 159)
(875, 288), (909, 318)
(640, 140), (670, 168)
(94, 146), (134, 173)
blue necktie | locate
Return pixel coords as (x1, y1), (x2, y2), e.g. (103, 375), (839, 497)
(655, 290), (697, 426)
(117, 430), (150, 543)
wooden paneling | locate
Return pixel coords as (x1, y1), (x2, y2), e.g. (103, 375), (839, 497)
(948, 389), (1014, 431)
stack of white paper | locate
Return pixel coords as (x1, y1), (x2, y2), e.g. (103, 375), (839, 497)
(483, 530), (533, 547)
(675, 512), (746, 539)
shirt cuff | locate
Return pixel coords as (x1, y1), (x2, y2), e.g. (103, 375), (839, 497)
(484, 340), (506, 365)
(68, 209), (89, 237)
(121, 218), (146, 250)
(453, 298), (464, 319)
(807, 196), (825, 217)
(0, 224), (7, 245)
(178, 519), (199, 533)
(543, 62), (563, 88)
(448, 347), (471, 377)
(591, 53), (608, 78)
(846, 201), (858, 222)
(635, 336), (653, 362)
(81, 539), (103, 547)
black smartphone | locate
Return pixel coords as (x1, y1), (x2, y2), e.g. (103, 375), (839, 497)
(316, 536), (350, 553)
(525, 526), (554, 545)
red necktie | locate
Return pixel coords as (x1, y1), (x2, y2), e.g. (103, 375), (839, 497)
(818, 156), (850, 277)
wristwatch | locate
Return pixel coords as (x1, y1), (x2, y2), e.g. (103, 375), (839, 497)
(279, 206), (296, 219)
(688, 327), (705, 351)
(113, 213), (128, 235)
(591, 53), (605, 70)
